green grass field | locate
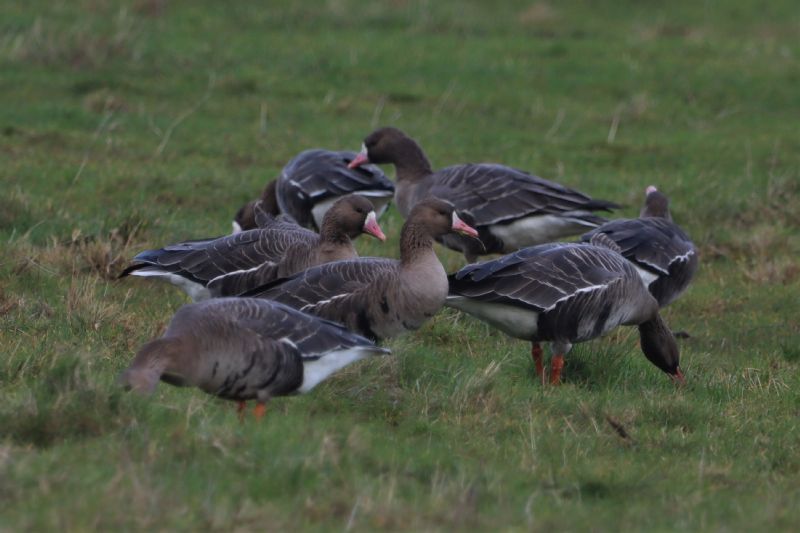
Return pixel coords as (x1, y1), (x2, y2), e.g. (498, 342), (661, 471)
(2, 0), (799, 530)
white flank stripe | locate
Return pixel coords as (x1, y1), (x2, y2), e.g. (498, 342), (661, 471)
(208, 263), (273, 285)
(545, 283), (608, 311)
(300, 293), (349, 312)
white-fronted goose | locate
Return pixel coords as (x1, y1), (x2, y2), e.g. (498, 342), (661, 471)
(120, 298), (390, 418)
(233, 149), (395, 233)
(232, 181), (280, 234)
(242, 199), (479, 341)
(446, 236), (683, 384)
(347, 127), (619, 262)
(581, 186), (698, 307)
(120, 195), (386, 301)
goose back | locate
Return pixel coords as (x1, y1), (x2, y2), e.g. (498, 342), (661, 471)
(122, 195), (383, 300)
(353, 128), (618, 258)
(277, 149), (395, 230)
(581, 190), (698, 307)
(120, 219), (317, 300)
(121, 298), (389, 401)
(447, 243), (658, 344)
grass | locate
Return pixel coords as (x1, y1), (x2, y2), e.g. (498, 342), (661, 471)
(1, 0), (799, 530)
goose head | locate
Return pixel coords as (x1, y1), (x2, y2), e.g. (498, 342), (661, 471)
(348, 127), (418, 168)
(324, 194), (386, 241)
(408, 198), (478, 240)
(640, 185), (672, 221)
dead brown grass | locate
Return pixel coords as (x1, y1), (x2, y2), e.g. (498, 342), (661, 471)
(9, 217), (146, 281)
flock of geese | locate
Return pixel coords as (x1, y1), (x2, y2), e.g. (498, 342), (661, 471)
(119, 127), (698, 419)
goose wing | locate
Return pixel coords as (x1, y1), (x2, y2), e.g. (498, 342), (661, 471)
(425, 164), (618, 227)
(277, 149), (394, 227)
(581, 217), (697, 276)
(241, 258), (396, 313)
(121, 223), (315, 285)
(448, 243), (630, 312)
(206, 298), (389, 360)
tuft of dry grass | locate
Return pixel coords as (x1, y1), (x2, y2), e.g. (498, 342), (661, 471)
(8, 215), (147, 281)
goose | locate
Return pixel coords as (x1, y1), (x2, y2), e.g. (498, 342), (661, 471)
(446, 235), (683, 385)
(347, 127), (619, 262)
(120, 298), (390, 419)
(120, 195), (386, 301)
(581, 185), (698, 307)
(232, 181), (280, 234)
(242, 199), (479, 341)
(233, 149), (395, 233)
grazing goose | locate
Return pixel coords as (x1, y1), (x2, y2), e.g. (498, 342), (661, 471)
(446, 236), (683, 385)
(581, 185), (698, 307)
(242, 199), (479, 341)
(233, 149), (395, 233)
(232, 181), (280, 234)
(347, 127), (619, 262)
(120, 298), (390, 419)
(120, 195), (386, 301)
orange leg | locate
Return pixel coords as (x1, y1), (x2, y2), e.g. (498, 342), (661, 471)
(253, 402), (267, 420)
(531, 343), (545, 383)
(237, 401), (247, 422)
(549, 354), (565, 385)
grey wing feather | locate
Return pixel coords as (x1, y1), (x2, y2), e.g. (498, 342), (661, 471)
(277, 149), (395, 228)
(244, 258), (396, 312)
(581, 218), (697, 276)
(424, 164), (618, 227)
(206, 298), (389, 359)
(125, 223), (316, 285)
(207, 261), (283, 297)
(448, 243), (631, 312)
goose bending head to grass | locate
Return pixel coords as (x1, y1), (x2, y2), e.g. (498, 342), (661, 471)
(233, 149), (395, 233)
(242, 198), (479, 341)
(446, 235), (684, 385)
(120, 194), (386, 301)
(347, 127), (619, 262)
(581, 185), (698, 308)
(120, 298), (390, 419)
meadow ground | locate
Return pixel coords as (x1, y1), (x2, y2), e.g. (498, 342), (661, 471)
(1, 0), (799, 530)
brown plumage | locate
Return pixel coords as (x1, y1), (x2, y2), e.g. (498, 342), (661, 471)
(120, 298), (390, 418)
(348, 127), (619, 262)
(242, 199), (479, 341)
(120, 195), (386, 301)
